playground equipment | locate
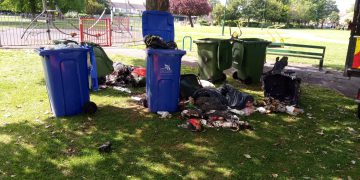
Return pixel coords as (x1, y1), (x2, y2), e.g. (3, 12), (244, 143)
(21, 0), (109, 41)
(266, 25), (286, 44)
(182, 36), (192, 51)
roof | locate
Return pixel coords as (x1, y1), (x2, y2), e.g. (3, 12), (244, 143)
(129, 3), (145, 11)
(111, 2), (145, 11)
(111, 2), (129, 9)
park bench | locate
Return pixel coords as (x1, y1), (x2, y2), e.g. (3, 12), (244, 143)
(267, 42), (326, 70)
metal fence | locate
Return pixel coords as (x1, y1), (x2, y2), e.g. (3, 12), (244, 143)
(0, 14), (142, 47)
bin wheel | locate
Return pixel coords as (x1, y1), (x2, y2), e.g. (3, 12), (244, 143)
(243, 77), (252, 85)
(232, 71), (238, 79)
(357, 103), (360, 119)
(142, 98), (148, 108)
(83, 101), (97, 115)
(220, 73), (227, 82)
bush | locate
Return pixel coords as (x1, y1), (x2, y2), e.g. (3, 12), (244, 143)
(241, 21), (260, 27)
(199, 19), (210, 26)
(224, 20), (238, 27)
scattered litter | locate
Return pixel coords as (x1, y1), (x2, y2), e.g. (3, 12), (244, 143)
(98, 141), (112, 153)
(181, 109), (203, 119)
(351, 160), (356, 165)
(3, 114), (11, 118)
(113, 86), (131, 94)
(346, 127), (358, 134)
(271, 174), (278, 178)
(157, 111), (172, 119)
(317, 130), (324, 135)
(131, 96), (142, 102)
(256, 107), (268, 114)
(16, 105), (22, 109)
(178, 119), (204, 132)
(229, 108), (246, 116)
(243, 154), (252, 159)
(100, 62), (146, 88)
(286, 106), (304, 116)
(199, 80), (215, 88)
(45, 124), (52, 129)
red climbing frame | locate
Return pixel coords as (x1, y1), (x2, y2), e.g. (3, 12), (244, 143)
(80, 18), (112, 46)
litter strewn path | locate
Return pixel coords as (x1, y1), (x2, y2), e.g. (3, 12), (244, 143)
(103, 47), (360, 99)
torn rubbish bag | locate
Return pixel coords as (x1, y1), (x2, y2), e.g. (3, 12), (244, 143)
(180, 74), (203, 100)
(262, 57), (301, 105)
(192, 88), (228, 111)
(218, 84), (254, 109)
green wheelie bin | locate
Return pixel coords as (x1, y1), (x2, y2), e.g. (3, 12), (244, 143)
(232, 38), (271, 84)
(194, 38), (233, 83)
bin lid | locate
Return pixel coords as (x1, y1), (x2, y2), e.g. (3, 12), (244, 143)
(235, 38), (272, 45)
(194, 38), (231, 44)
(146, 49), (186, 56)
(38, 47), (89, 56)
(142, 11), (175, 42)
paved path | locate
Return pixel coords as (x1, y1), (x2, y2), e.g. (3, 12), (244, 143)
(103, 47), (360, 99)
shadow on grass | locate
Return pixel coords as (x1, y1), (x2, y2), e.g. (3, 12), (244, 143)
(1, 52), (359, 179)
(1, 88), (359, 179)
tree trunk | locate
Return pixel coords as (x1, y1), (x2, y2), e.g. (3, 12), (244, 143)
(146, 0), (169, 11)
(188, 15), (194, 27)
(321, 20), (324, 29)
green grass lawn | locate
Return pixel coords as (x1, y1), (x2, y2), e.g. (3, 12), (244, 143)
(0, 49), (360, 179)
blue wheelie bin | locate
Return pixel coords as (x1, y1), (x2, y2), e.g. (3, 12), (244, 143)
(143, 11), (186, 112)
(38, 47), (97, 117)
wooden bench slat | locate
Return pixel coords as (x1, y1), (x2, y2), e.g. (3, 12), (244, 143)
(266, 43), (326, 71)
(267, 49), (324, 57)
(270, 43), (326, 49)
(267, 52), (323, 60)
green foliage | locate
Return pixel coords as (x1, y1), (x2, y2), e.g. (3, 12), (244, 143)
(57, 0), (85, 13)
(241, 21), (260, 27)
(0, 0), (42, 13)
(210, 0), (342, 28)
(199, 19), (211, 26)
(211, 3), (225, 25)
(0, 0), (109, 14)
(85, 0), (105, 15)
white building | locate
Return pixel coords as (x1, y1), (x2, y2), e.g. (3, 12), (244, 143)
(110, 1), (145, 15)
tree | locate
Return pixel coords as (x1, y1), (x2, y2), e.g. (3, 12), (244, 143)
(289, 0), (313, 25)
(328, 11), (340, 27)
(209, 0), (220, 7)
(146, 0), (169, 11)
(85, 0), (107, 15)
(0, 0), (42, 15)
(57, 0), (86, 13)
(211, 3), (225, 25)
(310, 0), (339, 28)
(170, 0), (212, 27)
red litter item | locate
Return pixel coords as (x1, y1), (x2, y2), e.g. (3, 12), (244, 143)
(187, 119), (202, 131)
(132, 68), (146, 77)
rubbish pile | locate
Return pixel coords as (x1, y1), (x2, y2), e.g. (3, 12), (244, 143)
(178, 84), (255, 132)
(144, 35), (178, 49)
(175, 57), (304, 133)
(99, 62), (146, 91)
